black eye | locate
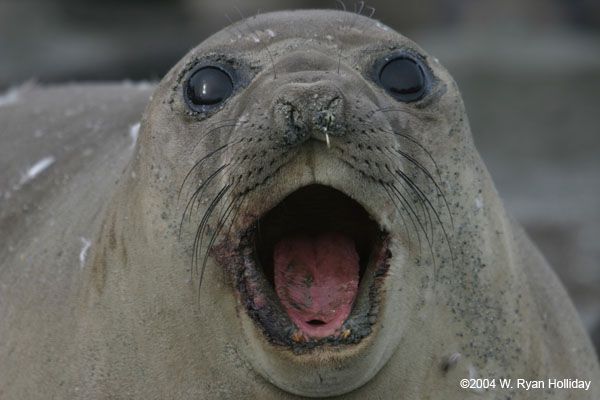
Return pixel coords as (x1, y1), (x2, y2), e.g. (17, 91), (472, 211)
(185, 65), (233, 111)
(378, 57), (426, 102)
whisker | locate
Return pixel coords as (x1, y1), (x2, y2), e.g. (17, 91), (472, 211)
(366, 6), (376, 18)
(197, 190), (241, 300)
(179, 163), (230, 240)
(381, 167), (426, 244)
(192, 184), (231, 277)
(372, 136), (454, 273)
(382, 184), (413, 259)
(178, 139), (242, 203)
(388, 182), (435, 268)
(192, 122), (242, 152)
(394, 146), (454, 228)
(371, 106), (437, 121)
(356, 5), (377, 32)
(224, 13), (246, 39)
(362, 109), (442, 179)
(183, 140), (250, 234)
(384, 128), (443, 180)
(345, 134), (432, 239)
(394, 167), (435, 240)
(336, 0), (351, 74)
(234, 6), (278, 80)
(392, 161), (455, 273)
(356, 1), (365, 15)
(225, 193), (248, 241)
(202, 118), (238, 134)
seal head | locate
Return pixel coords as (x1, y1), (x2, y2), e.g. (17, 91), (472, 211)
(122, 10), (458, 397)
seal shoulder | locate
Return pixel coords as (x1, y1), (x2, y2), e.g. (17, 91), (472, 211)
(0, 81), (154, 290)
(0, 82), (154, 247)
(0, 82), (153, 395)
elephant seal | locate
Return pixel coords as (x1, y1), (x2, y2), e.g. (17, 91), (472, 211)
(1, 9), (598, 399)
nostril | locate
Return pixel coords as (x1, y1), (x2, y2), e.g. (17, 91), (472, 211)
(287, 104), (304, 130)
(315, 110), (334, 131)
(276, 102), (308, 146)
(314, 96), (343, 137)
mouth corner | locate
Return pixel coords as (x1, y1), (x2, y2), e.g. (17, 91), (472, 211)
(231, 184), (392, 351)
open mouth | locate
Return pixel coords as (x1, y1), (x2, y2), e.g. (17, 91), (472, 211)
(230, 184), (391, 348)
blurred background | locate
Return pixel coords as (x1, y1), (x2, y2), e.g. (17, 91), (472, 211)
(1, 0), (599, 351)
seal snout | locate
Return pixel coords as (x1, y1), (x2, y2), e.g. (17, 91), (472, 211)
(272, 83), (345, 146)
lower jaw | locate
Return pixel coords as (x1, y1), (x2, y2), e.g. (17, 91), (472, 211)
(231, 228), (392, 353)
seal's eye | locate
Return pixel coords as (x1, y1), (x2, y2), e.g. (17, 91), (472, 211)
(378, 57), (426, 102)
(185, 66), (233, 111)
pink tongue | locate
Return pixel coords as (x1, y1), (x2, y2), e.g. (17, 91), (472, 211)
(273, 232), (359, 339)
